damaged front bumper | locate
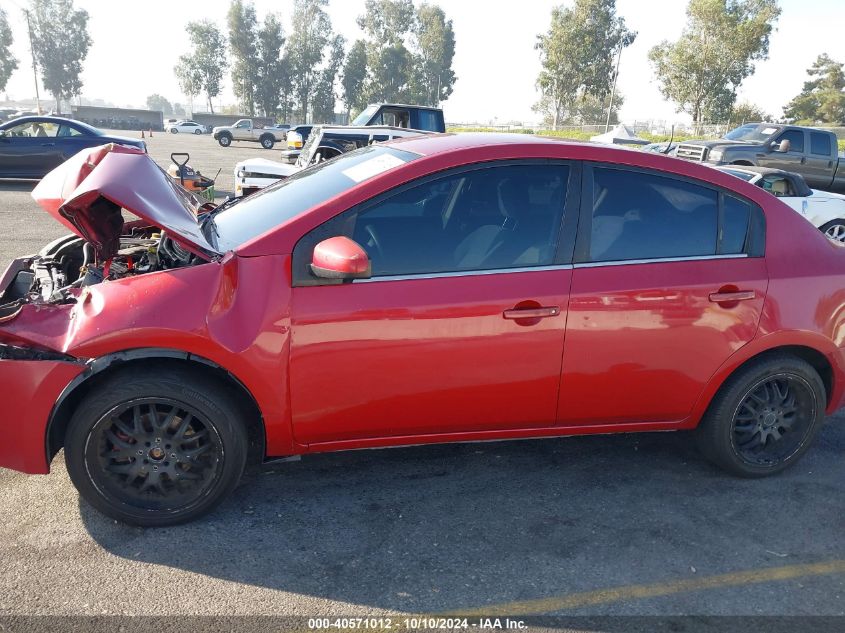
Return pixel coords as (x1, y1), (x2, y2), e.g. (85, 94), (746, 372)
(0, 347), (86, 474)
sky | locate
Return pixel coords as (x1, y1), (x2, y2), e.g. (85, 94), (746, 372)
(3, 0), (845, 125)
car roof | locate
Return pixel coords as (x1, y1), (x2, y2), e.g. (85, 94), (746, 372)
(1, 115), (82, 126)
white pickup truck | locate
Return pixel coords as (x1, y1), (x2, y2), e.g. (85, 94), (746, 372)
(212, 119), (287, 149)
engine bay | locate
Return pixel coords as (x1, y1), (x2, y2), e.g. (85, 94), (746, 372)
(0, 226), (201, 315)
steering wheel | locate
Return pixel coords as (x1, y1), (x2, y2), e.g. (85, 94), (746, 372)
(363, 224), (384, 260)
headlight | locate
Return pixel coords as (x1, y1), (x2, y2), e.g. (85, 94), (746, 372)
(237, 169), (245, 178)
(709, 149), (723, 161)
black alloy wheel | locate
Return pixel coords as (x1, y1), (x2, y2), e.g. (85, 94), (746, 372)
(731, 374), (816, 467)
(695, 354), (826, 477)
(65, 368), (248, 526)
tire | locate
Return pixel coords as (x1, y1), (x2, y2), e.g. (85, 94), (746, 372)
(695, 354), (826, 477)
(194, 129), (202, 135)
(64, 367), (249, 527)
(218, 134), (232, 147)
(170, 128), (178, 134)
(260, 134), (275, 150)
(819, 219), (845, 243)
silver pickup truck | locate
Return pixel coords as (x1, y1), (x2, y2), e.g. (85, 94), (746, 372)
(676, 123), (845, 193)
(212, 119), (287, 149)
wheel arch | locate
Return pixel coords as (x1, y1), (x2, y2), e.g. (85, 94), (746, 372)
(46, 348), (266, 470)
(688, 341), (838, 429)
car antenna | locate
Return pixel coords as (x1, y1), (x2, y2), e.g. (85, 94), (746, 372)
(663, 125), (675, 154)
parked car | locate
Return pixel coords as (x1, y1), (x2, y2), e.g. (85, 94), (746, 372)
(0, 116), (146, 179)
(676, 123), (845, 193)
(212, 119), (287, 149)
(163, 118), (180, 129)
(165, 120), (207, 135)
(3, 135), (845, 526)
(233, 125), (429, 197)
(716, 165), (845, 241)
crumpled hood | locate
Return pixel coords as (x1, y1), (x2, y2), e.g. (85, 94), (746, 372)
(31, 143), (221, 259)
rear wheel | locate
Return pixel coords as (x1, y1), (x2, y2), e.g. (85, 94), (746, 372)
(260, 134), (275, 149)
(194, 128), (202, 135)
(820, 219), (845, 243)
(65, 368), (249, 526)
(170, 128), (178, 134)
(695, 355), (825, 477)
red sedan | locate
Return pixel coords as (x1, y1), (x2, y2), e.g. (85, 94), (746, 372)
(1, 135), (844, 526)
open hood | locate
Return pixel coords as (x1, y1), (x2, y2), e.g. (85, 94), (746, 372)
(31, 143), (221, 259)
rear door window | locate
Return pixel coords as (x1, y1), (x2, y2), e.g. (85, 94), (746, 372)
(586, 168), (718, 262)
(810, 132), (832, 156)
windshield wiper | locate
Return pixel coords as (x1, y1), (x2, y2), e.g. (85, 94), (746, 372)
(199, 195), (241, 242)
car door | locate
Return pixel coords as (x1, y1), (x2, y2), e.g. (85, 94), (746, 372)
(0, 121), (46, 176)
(288, 160), (579, 444)
(558, 165), (768, 427)
(804, 131), (835, 189)
(761, 129), (806, 173)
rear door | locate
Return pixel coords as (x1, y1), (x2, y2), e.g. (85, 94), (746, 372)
(558, 165), (768, 427)
(804, 131), (836, 189)
(289, 160), (579, 444)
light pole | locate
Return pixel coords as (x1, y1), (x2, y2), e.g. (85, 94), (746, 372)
(24, 9), (42, 114)
(604, 43), (623, 134)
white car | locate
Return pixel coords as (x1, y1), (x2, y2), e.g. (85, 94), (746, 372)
(233, 125), (428, 197)
(717, 166), (845, 242)
(165, 120), (207, 135)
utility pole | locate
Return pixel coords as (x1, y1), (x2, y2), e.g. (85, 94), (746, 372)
(24, 9), (42, 114)
(604, 43), (623, 134)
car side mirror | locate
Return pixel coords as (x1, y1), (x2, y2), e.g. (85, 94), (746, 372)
(311, 236), (371, 280)
(773, 139), (791, 153)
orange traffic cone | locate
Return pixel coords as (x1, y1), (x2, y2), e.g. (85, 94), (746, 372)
(141, 129), (145, 138)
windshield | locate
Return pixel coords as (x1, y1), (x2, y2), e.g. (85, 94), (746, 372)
(212, 145), (420, 251)
(351, 105), (379, 126)
(719, 168), (757, 182)
(724, 123), (781, 142)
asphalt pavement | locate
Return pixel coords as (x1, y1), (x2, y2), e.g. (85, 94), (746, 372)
(0, 133), (843, 623)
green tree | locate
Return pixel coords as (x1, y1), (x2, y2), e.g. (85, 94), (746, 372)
(175, 63), (201, 114)
(145, 94), (173, 114)
(730, 101), (770, 125)
(172, 102), (186, 117)
(0, 7), (18, 93)
(177, 21), (227, 113)
(227, 0), (259, 115)
(357, 0), (415, 45)
(649, 0), (781, 125)
(783, 54), (845, 124)
(409, 3), (456, 106)
(287, 0), (332, 122)
(341, 39), (368, 118)
(534, 0), (636, 130)
(357, 0), (416, 103)
(255, 12), (286, 118)
(312, 35), (345, 123)
(29, 0), (92, 112)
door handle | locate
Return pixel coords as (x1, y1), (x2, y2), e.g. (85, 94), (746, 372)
(709, 290), (755, 303)
(503, 306), (560, 319)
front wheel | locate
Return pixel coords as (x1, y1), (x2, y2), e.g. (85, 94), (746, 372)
(218, 135), (232, 147)
(695, 355), (825, 477)
(820, 219), (845, 243)
(64, 367), (249, 526)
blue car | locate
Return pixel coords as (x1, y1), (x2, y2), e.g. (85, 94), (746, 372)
(0, 116), (146, 179)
